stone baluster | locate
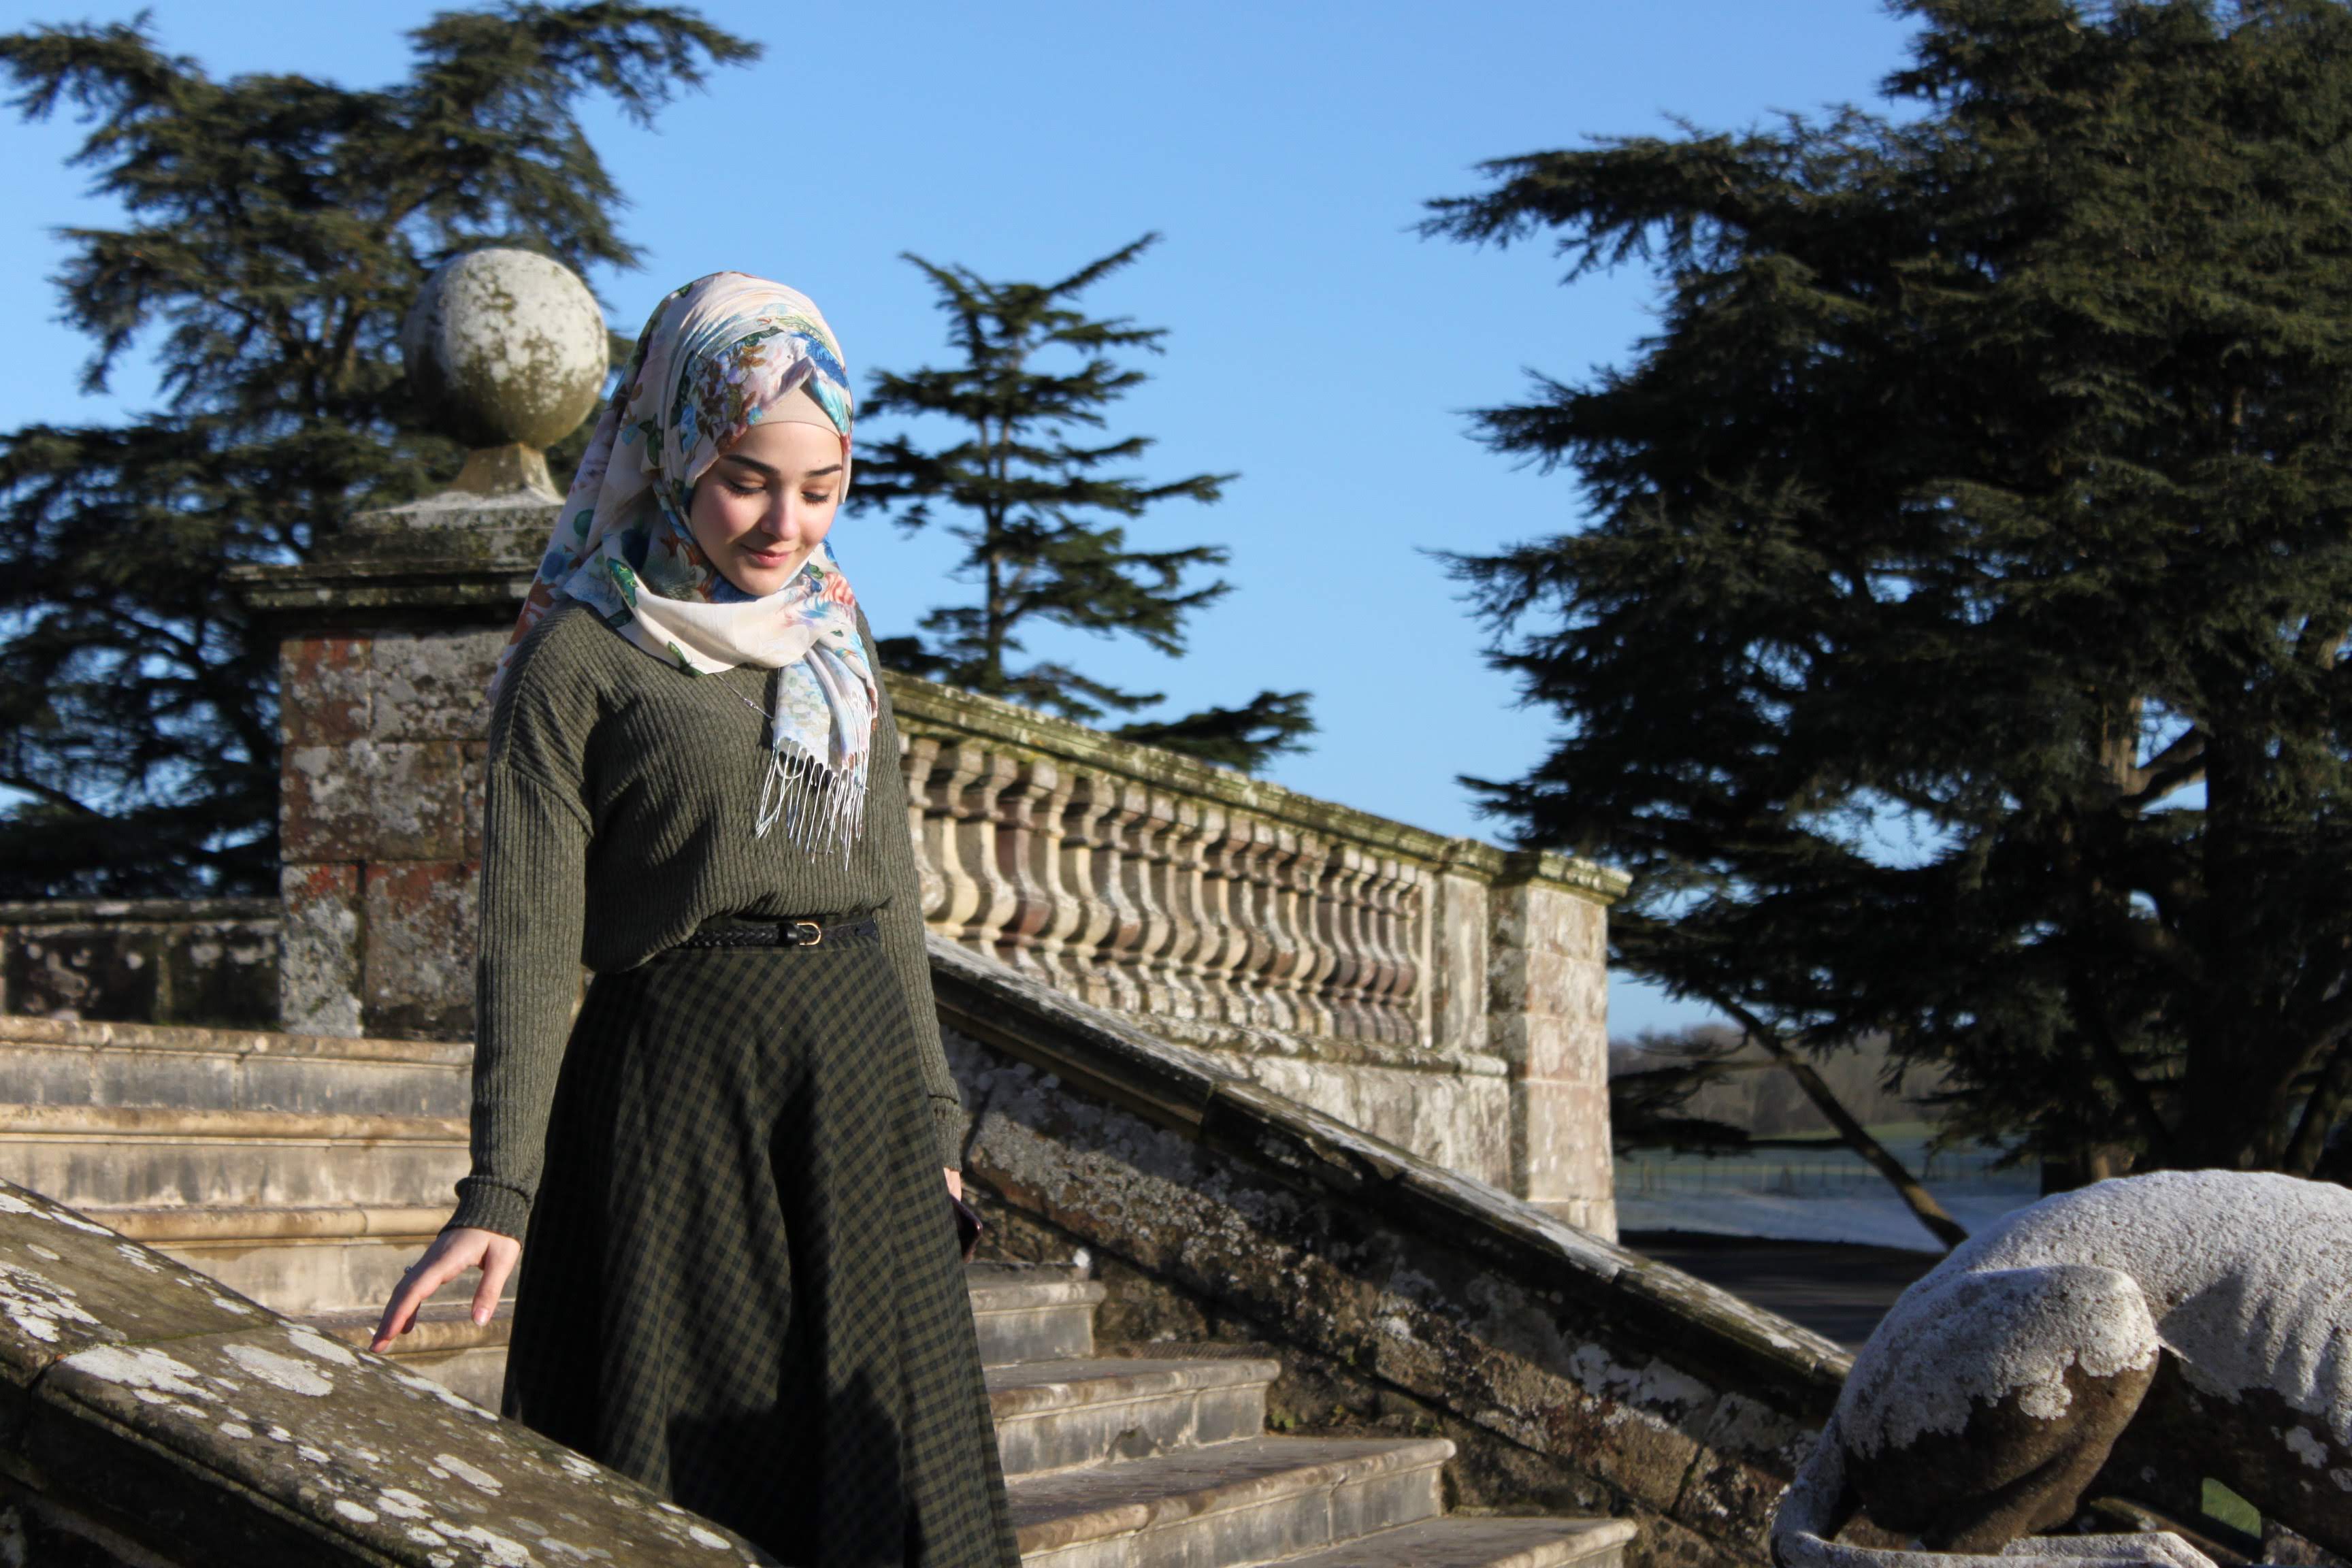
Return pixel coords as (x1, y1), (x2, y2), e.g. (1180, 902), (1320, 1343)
(899, 734), (947, 922)
(1156, 800), (1215, 1021)
(1196, 812), (1258, 1025)
(1228, 816), (1284, 1026)
(1010, 760), (1084, 987)
(1348, 849), (1395, 1040)
(1124, 785), (1185, 1020)
(1361, 859), (1424, 1044)
(1284, 836), (1339, 1037)
(987, 757), (1064, 977)
(942, 744), (1021, 950)
(915, 737), (989, 932)
(1388, 868), (1431, 1043)
(1318, 846), (1379, 1040)
(1085, 775), (1151, 1013)
(1243, 825), (1305, 1032)
(1050, 768), (1116, 1000)
(1354, 860), (1401, 1043)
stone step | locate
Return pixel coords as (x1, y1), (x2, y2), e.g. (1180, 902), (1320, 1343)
(1006, 1435), (1454, 1568)
(987, 1355), (1281, 1477)
(970, 1267), (1107, 1365)
(296, 1322), (1284, 1484)
(49, 1200), (1106, 1336)
(93, 1203), (483, 1316)
(1267, 1516), (1639, 1568)
(0, 1102), (466, 1212)
(308, 1302), (512, 1411)
(0, 1016), (470, 1117)
(298, 1273), (1111, 1373)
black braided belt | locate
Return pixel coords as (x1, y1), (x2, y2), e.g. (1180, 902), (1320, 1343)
(676, 915), (879, 950)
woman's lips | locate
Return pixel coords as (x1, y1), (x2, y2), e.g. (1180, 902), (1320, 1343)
(743, 544), (795, 566)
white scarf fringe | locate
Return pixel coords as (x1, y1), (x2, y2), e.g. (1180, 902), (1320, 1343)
(755, 739), (872, 857)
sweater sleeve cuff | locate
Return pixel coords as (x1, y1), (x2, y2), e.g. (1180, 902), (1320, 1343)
(932, 1096), (967, 1170)
(448, 1177), (533, 1241)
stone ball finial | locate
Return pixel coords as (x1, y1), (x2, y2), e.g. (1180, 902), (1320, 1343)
(402, 249), (608, 455)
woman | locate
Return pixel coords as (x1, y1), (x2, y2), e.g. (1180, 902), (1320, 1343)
(370, 272), (1022, 1568)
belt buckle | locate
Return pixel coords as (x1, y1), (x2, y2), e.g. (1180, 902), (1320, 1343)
(788, 919), (823, 947)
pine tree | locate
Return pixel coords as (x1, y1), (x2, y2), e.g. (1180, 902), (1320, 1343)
(0, 6), (757, 896)
(1427, 0), (2352, 1207)
(858, 235), (1313, 772)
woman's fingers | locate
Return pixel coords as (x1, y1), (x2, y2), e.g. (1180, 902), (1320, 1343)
(371, 1248), (462, 1352)
(472, 1235), (521, 1326)
(370, 1230), (489, 1353)
(944, 1168), (962, 1202)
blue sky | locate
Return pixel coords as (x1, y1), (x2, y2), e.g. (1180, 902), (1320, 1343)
(0, 1), (1921, 1034)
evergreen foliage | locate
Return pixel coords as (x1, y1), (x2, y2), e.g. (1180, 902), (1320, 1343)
(858, 236), (1314, 772)
(0, 5), (756, 896)
(1428, 0), (2352, 1183)
(1111, 689), (1317, 774)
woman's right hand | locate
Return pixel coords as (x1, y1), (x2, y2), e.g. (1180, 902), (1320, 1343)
(371, 1226), (521, 1353)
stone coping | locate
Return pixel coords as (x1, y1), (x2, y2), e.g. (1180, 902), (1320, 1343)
(342, 489), (562, 536)
(1132, 1014), (1512, 1077)
(230, 555), (540, 619)
(0, 1179), (778, 1566)
(927, 932), (1852, 1409)
(888, 674), (1631, 902)
(0, 899), (279, 925)
(0, 1015), (471, 1068)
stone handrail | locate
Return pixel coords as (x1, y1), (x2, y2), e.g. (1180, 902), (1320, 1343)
(0, 1178), (774, 1567)
(890, 672), (1622, 1051)
(929, 932), (1846, 1568)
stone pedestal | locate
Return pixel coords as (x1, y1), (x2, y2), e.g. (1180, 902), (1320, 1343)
(235, 493), (555, 1038)
(1490, 853), (1616, 1238)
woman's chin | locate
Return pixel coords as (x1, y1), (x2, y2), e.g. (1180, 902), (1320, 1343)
(730, 549), (809, 595)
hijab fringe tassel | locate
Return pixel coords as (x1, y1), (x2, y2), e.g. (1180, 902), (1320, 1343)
(755, 740), (870, 857)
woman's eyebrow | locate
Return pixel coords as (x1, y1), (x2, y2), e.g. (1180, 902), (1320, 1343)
(715, 457), (845, 481)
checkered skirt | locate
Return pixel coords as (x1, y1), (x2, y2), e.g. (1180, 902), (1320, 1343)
(502, 931), (1018, 1567)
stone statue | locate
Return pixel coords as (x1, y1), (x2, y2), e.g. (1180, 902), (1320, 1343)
(1771, 1169), (2352, 1568)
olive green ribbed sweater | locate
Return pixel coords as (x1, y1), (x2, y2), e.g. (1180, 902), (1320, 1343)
(448, 599), (963, 1241)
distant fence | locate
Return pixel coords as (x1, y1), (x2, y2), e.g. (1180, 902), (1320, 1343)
(1618, 1145), (2029, 1198)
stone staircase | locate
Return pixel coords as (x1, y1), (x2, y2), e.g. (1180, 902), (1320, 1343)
(0, 1016), (1637, 1568)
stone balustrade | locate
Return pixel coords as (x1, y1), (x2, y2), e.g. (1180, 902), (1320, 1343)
(888, 676), (1627, 1230)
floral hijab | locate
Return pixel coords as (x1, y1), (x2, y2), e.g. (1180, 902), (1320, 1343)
(494, 272), (877, 853)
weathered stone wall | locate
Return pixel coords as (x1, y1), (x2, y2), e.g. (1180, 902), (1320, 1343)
(932, 934), (1848, 1568)
(0, 901), (279, 1029)
(278, 627), (503, 1039)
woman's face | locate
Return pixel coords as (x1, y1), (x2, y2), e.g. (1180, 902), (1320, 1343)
(686, 417), (845, 595)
